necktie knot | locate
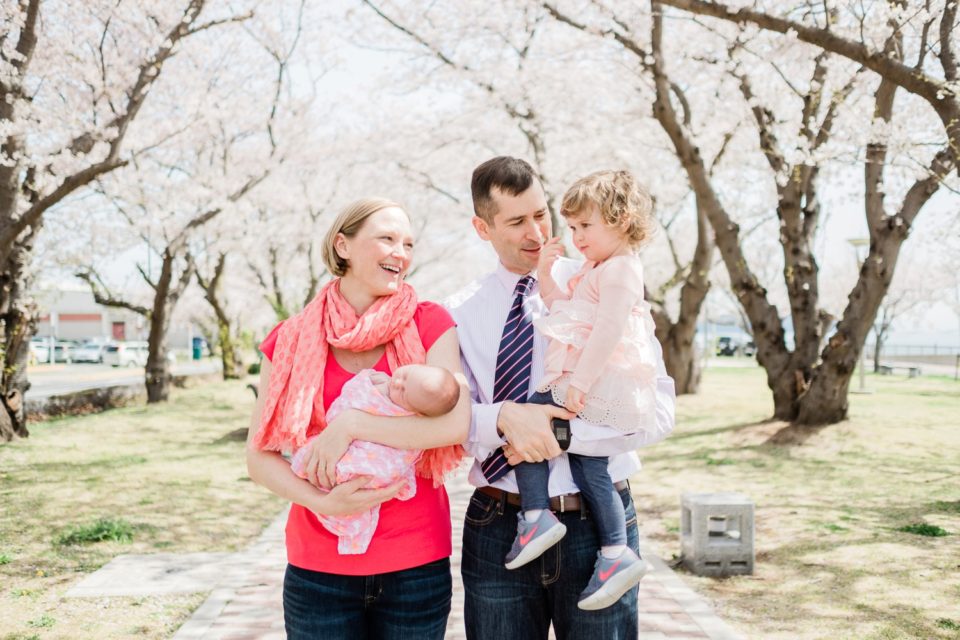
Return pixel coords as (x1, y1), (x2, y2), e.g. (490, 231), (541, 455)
(514, 275), (534, 298)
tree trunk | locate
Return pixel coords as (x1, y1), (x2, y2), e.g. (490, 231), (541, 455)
(197, 253), (242, 380)
(872, 332), (884, 373)
(0, 239), (37, 442)
(650, 203), (712, 396)
(654, 315), (702, 394)
(145, 278), (172, 404)
(217, 321), (242, 380)
(144, 249), (193, 403)
(796, 346), (854, 425)
(145, 347), (171, 403)
(768, 363), (800, 421)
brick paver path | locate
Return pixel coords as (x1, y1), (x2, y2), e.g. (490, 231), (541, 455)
(68, 472), (743, 639)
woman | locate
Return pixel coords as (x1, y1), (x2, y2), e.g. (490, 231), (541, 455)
(246, 197), (470, 639)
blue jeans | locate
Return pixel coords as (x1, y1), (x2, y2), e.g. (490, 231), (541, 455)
(283, 558), (452, 640)
(461, 486), (640, 639)
(515, 391), (627, 546)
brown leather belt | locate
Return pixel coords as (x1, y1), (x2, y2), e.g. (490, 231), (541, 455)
(477, 480), (629, 514)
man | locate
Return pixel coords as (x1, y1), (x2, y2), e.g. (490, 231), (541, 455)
(446, 156), (676, 638)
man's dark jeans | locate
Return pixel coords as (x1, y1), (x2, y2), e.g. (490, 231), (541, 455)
(283, 558), (451, 639)
(461, 485), (640, 639)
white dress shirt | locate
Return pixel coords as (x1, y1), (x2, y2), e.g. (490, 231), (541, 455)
(445, 258), (676, 496)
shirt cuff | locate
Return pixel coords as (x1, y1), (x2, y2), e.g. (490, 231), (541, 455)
(473, 401), (507, 454)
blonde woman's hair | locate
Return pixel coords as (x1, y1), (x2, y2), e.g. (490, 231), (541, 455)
(321, 197), (405, 277)
(560, 170), (654, 248)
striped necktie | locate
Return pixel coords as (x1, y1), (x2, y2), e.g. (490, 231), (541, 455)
(480, 275), (535, 483)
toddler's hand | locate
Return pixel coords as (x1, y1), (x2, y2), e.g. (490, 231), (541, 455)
(537, 236), (564, 279)
(564, 386), (586, 414)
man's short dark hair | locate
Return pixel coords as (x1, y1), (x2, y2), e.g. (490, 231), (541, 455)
(471, 156), (538, 223)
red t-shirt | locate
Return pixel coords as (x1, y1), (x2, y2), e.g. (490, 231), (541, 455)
(259, 301), (456, 575)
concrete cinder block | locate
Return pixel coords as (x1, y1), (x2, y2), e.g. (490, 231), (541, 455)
(681, 492), (754, 577)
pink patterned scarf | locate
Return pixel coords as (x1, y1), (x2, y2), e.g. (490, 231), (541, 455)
(252, 279), (462, 485)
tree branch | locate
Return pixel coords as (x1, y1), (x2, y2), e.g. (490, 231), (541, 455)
(657, 0), (960, 171)
(657, 0), (944, 101)
(940, 0), (958, 81)
(75, 269), (150, 317)
(0, 157), (128, 255)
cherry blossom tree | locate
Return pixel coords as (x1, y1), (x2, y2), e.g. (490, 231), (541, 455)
(352, 0), (716, 392)
(0, 0), (256, 440)
(68, 0), (310, 402)
(545, 0), (958, 429)
(655, 0), (960, 172)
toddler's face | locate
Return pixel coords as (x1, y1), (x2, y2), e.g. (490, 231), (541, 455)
(567, 204), (628, 263)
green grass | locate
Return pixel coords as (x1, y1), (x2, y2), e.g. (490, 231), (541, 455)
(635, 366), (960, 640)
(0, 377), (282, 640)
(932, 500), (960, 513)
(0, 554), (10, 565)
(896, 523), (950, 537)
(937, 619), (960, 631)
(56, 518), (136, 546)
(25, 616), (53, 629)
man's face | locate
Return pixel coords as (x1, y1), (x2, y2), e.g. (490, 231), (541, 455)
(472, 181), (552, 274)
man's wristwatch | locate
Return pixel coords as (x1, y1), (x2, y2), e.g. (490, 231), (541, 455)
(551, 417), (571, 451)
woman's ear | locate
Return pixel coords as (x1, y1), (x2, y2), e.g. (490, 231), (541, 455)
(333, 232), (350, 261)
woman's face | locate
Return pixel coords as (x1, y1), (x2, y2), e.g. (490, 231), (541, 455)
(336, 207), (414, 298)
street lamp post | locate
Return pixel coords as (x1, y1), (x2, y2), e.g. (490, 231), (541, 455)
(848, 238), (872, 395)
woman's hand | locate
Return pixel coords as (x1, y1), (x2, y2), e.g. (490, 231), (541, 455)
(313, 476), (406, 517)
(302, 411), (359, 490)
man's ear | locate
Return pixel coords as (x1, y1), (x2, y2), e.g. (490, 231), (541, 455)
(472, 216), (491, 241)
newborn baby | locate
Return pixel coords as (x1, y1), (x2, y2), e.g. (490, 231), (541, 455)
(290, 364), (460, 554)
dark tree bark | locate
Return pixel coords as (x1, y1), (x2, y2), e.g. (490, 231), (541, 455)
(144, 251), (193, 402)
(196, 253), (243, 380)
(0, 0), (226, 441)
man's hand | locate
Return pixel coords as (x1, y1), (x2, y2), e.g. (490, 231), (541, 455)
(497, 401), (574, 463)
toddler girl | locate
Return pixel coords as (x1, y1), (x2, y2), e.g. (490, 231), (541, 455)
(506, 170), (659, 611)
(290, 364), (460, 553)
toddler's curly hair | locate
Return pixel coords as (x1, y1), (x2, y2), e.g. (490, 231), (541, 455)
(560, 170), (654, 248)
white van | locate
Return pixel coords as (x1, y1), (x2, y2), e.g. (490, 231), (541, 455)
(103, 341), (149, 367)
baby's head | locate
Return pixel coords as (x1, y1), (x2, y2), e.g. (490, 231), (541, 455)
(560, 170), (654, 256)
(386, 364), (460, 416)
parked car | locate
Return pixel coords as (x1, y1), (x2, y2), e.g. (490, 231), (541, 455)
(29, 337), (51, 364)
(29, 337), (75, 364)
(716, 336), (739, 356)
(72, 339), (113, 363)
(716, 336), (757, 357)
(58, 340), (80, 362)
(103, 341), (149, 367)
